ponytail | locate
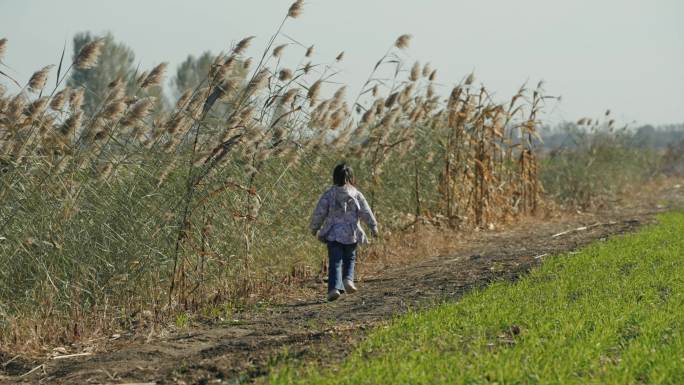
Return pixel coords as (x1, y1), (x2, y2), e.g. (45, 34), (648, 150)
(332, 163), (354, 186)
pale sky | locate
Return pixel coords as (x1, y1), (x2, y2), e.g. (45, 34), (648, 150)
(1, 0), (682, 126)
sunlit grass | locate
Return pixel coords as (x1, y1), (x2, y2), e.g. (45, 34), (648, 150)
(267, 212), (684, 385)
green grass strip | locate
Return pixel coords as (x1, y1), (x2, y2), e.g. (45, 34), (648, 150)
(265, 212), (684, 385)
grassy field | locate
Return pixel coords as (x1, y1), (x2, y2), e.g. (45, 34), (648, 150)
(266, 211), (684, 385)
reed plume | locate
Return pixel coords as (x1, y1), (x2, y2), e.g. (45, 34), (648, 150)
(121, 98), (154, 126)
(50, 87), (70, 111)
(272, 44), (287, 58)
(395, 34), (412, 49)
(141, 63), (168, 89)
(422, 63), (432, 78)
(103, 98), (127, 120)
(0, 38), (7, 61)
(28, 65), (53, 92)
(60, 110), (83, 138)
(243, 57), (253, 69)
(333, 86), (347, 104)
(246, 69), (270, 95)
(234, 36), (255, 55)
(27, 97), (49, 119)
(465, 72), (475, 85)
(278, 68), (293, 81)
(74, 39), (105, 69)
(288, 0), (304, 18)
(410, 62), (420, 82)
(307, 80), (322, 106)
(281, 88), (298, 106)
(69, 88), (85, 111)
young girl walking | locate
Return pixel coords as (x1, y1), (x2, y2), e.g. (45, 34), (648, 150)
(309, 163), (378, 301)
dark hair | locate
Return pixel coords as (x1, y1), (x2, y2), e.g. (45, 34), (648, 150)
(332, 163), (354, 186)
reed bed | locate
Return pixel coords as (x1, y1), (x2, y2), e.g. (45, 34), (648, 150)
(0, 2), (550, 351)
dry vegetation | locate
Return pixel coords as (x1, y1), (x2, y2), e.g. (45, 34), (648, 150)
(0, 1), (633, 354)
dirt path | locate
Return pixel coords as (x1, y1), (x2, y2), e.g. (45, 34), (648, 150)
(3, 182), (683, 385)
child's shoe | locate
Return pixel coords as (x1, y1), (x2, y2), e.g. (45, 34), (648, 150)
(343, 279), (357, 293)
(327, 289), (341, 301)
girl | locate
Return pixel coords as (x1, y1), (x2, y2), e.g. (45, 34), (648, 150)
(309, 163), (378, 301)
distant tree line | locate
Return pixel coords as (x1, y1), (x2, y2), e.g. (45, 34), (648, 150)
(68, 32), (246, 117)
(540, 122), (684, 151)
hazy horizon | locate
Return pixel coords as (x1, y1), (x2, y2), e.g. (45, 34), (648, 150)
(1, 0), (682, 126)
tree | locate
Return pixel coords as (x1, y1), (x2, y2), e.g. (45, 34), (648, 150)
(171, 51), (247, 117)
(171, 51), (216, 98)
(67, 32), (137, 117)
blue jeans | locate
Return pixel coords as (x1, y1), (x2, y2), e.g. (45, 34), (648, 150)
(327, 241), (357, 292)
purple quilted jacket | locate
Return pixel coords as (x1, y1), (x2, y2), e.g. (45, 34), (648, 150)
(309, 184), (378, 245)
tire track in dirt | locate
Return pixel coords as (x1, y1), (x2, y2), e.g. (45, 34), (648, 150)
(3, 183), (682, 385)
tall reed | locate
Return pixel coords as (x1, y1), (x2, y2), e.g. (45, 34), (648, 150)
(0, 1), (549, 351)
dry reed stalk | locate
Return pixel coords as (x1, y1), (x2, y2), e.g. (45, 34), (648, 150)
(385, 92), (399, 108)
(361, 107), (376, 124)
(50, 87), (70, 111)
(278, 68), (293, 81)
(222, 55), (238, 72)
(0, 38), (7, 61)
(135, 70), (149, 87)
(103, 98), (127, 120)
(287, 0), (304, 18)
(234, 36), (255, 55)
(245, 69), (270, 96)
(307, 80), (322, 106)
(395, 34), (412, 49)
(281, 88), (298, 106)
(272, 44), (287, 58)
(0, 97), (9, 116)
(54, 154), (72, 174)
(60, 110), (83, 139)
(157, 159), (177, 187)
(465, 72), (475, 85)
(141, 63), (168, 89)
(165, 114), (190, 135)
(422, 62), (432, 78)
(329, 107), (347, 129)
(399, 83), (414, 105)
(409, 62), (420, 82)
(97, 162), (113, 180)
(7, 94), (27, 122)
(121, 98), (154, 126)
(175, 89), (193, 110)
(243, 57), (253, 70)
(69, 88), (85, 111)
(28, 65), (53, 92)
(208, 54), (226, 80)
(74, 39), (105, 69)
(333, 86), (346, 105)
(427, 84), (434, 99)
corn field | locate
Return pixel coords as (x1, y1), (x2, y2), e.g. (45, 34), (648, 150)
(0, 1), (551, 349)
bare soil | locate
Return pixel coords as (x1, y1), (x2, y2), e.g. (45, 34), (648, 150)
(2, 180), (682, 385)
